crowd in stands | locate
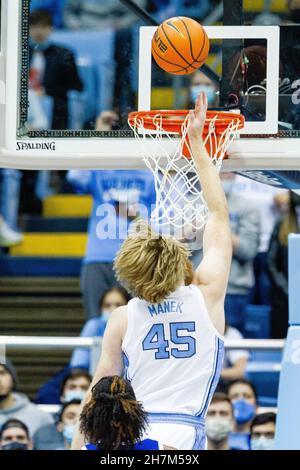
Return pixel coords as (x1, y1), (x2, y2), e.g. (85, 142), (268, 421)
(0, 358), (278, 450)
(1, 0), (300, 451)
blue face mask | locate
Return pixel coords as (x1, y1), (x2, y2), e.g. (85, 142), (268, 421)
(101, 310), (111, 323)
(251, 436), (275, 450)
(233, 399), (256, 425)
(63, 424), (76, 445)
(190, 84), (216, 105)
(64, 389), (86, 403)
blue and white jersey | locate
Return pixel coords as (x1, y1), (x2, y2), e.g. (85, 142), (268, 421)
(122, 285), (224, 418)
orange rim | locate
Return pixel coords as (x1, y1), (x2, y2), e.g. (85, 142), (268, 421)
(128, 109), (245, 135)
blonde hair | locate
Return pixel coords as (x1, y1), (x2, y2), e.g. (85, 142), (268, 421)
(114, 223), (193, 303)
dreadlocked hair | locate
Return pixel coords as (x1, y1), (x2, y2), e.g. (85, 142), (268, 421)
(79, 376), (148, 450)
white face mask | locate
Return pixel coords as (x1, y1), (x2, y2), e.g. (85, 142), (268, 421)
(251, 436), (275, 450)
(63, 424), (76, 444)
(206, 417), (233, 443)
(63, 389), (86, 403)
(190, 84), (216, 105)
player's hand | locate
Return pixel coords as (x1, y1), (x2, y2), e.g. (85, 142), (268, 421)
(187, 92), (207, 143)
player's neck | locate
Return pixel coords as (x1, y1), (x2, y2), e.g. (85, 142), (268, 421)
(207, 438), (230, 450)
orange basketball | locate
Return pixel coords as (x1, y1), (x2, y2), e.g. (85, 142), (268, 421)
(151, 16), (210, 75)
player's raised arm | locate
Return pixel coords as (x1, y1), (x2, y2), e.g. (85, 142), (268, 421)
(71, 307), (126, 450)
(187, 92), (232, 334)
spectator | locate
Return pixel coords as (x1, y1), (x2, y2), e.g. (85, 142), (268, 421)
(80, 376), (160, 450)
(250, 412), (276, 451)
(64, 2), (148, 120)
(0, 215), (23, 247)
(267, 192), (300, 338)
(0, 360), (54, 438)
(29, 9), (83, 130)
(206, 393), (235, 451)
(189, 70), (219, 108)
(60, 369), (91, 403)
(220, 323), (249, 385)
(227, 379), (258, 451)
(30, 0), (66, 29)
(56, 399), (81, 450)
(0, 419), (33, 451)
(34, 369), (91, 449)
(67, 168), (155, 319)
(232, 175), (288, 305)
(36, 367), (92, 406)
(70, 286), (130, 371)
(221, 173), (260, 333)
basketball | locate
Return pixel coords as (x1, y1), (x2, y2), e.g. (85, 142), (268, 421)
(151, 16), (210, 75)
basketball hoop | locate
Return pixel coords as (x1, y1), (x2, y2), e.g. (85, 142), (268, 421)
(128, 109), (244, 235)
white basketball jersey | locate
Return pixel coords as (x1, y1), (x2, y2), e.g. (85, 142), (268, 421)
(122, 284), (224, 417)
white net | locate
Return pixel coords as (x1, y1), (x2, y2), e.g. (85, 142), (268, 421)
(129, 111), (242, 237)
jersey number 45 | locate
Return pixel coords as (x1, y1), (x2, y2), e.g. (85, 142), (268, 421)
(142, 322), (196, 360)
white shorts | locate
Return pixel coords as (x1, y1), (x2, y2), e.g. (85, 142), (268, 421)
(145, 413), (207, 450)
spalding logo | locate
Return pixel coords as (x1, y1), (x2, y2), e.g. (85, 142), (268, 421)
(16, 142), (56, 151)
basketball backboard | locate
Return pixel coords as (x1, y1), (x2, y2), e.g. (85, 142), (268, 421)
(0, 0), (300, 186)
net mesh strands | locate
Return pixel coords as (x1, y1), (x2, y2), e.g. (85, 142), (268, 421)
(128, 110), (244, 235)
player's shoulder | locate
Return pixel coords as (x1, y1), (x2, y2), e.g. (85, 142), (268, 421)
(111, 305), (128, 316)
(108, 305), (128, 326)
(107, 305), (128, 339)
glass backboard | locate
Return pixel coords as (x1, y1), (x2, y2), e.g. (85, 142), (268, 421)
(0, 0), (300, 181)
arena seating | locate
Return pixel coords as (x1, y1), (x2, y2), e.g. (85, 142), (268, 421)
(0, 193), (91, 399)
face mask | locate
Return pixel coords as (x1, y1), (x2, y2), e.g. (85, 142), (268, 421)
(1, 442), (29, 450)
(64, 389), (85, 403)
(222, 180), (233, 196)
(101, 310), (111, 323)
(63, 424), (76, 444)
(251, 436), (275, 450)
(190, 84), (215, 105)
(233, 399), (256, 425)
(206, 417), (233, 442)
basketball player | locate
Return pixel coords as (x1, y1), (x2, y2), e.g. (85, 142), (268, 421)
(80, 376), (162, 450)
(72, 92), (232, 450)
